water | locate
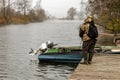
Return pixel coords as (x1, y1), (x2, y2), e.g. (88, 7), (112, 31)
(0, 20), (82, 80)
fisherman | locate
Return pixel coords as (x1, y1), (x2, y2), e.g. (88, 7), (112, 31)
(79, 16), (98, 64)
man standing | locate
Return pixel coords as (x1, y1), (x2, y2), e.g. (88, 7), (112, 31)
(79, 16), (98, 64)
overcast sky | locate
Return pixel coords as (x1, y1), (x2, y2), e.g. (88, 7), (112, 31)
(39, 0), (88, 18)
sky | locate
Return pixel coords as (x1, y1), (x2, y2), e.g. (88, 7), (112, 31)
(39, 0), (88, 18)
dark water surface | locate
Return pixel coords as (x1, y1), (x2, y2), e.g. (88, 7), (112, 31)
(0, 20), (82, 80)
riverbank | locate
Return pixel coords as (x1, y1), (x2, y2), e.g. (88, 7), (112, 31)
(97, 33), (114, 46)
(69, 54), (120, 80)
(95, 24), (120, 46)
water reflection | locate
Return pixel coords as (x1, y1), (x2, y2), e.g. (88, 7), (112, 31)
(28, 59), (78, 80)
(35, 62), (77, 80)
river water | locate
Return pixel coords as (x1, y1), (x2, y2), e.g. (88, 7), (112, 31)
(0, 20), (82, 80)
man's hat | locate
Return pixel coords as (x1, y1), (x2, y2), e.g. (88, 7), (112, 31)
(88, 15), (92, 18)
(87, 15), (93, 20)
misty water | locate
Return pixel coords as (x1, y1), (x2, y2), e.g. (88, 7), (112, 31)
(0, 20), (82, 80)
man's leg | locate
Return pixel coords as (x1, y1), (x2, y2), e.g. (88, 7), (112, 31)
(82, 41), (89, 64)
(88, 39), (97, 64)
(88, 53), (93, 64)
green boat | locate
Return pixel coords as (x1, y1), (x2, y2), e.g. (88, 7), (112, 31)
(38, 46), (83, 63)
(29, 44), (103, 63)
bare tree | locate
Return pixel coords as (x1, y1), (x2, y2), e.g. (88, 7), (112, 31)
(23, 0), (28, 16)
(2, 0), (6, 19)
(0, 0), (13, 23)
(67, 7), (76, 20)
(6, 0), (11, 22)
(34, 0), (41, 10)
(33, 0), (46, 21)
(14, 0), (31, 16)
(0, 0), (46, 24)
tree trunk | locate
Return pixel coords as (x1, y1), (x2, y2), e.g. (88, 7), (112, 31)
(2, 0), (9, 23)
(7, 0), (11, 23)
(3, 0), (6, 19)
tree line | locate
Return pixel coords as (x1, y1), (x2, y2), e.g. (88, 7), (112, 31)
(0, 0), (47, 25)
(87, 0), (120, 34)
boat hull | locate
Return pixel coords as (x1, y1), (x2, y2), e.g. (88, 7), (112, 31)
(38, 52), (83, 63)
